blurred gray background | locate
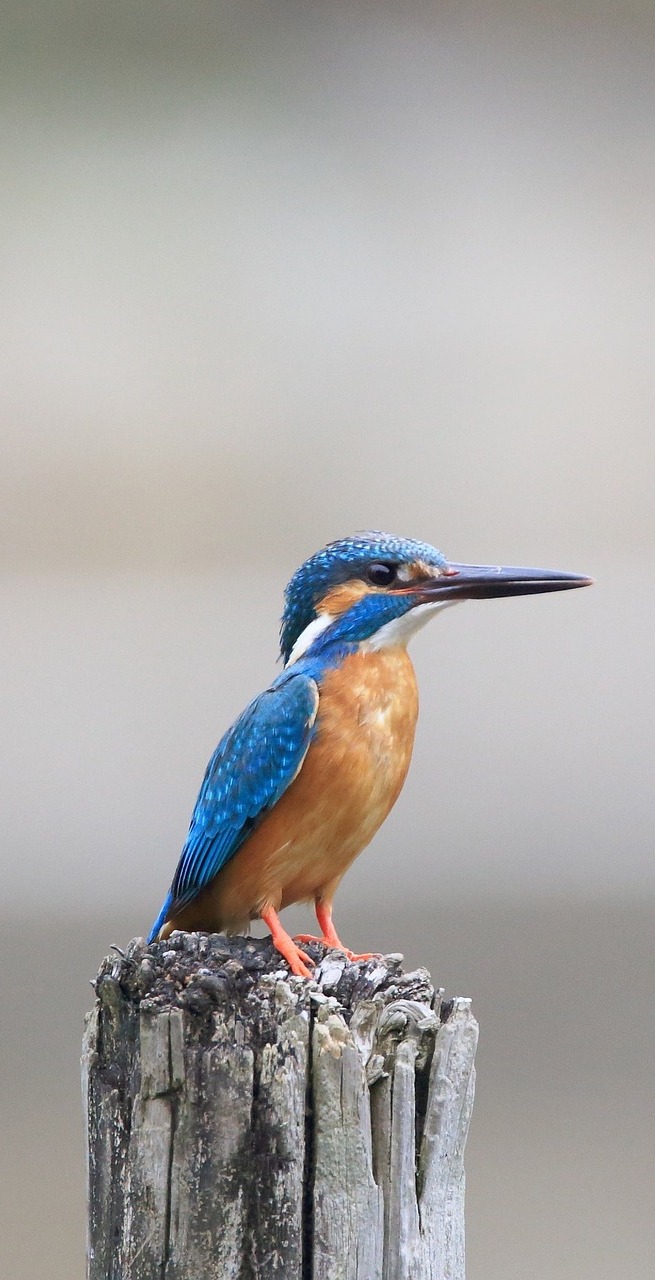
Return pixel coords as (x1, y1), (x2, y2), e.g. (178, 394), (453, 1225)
(1, 2), (654, 1277)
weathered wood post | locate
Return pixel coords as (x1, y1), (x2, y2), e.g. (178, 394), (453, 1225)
(82, 933), (477, 1280)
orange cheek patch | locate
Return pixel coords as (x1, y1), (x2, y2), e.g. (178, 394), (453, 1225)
(317, 579), (371, 617)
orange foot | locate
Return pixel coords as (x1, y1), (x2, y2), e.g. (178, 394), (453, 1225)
(295, 934), (377, 963)
(262, 907), (315, 979)
(295, 901), (379, 963)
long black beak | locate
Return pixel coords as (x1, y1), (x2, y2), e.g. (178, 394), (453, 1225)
(405, 562), (593, 602)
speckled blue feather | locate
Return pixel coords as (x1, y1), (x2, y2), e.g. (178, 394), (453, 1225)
(280, 531), (446, 662)
(147, 671), (319, 941)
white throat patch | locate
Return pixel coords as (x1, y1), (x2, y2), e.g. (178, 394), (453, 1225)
(362, 599), (461, 651)
(286, 598), (462, 665)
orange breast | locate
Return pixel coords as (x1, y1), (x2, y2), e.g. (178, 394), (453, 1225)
(167, 647), (419, 934)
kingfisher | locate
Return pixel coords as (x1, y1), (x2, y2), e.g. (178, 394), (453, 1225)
(148, 532), (591, 976)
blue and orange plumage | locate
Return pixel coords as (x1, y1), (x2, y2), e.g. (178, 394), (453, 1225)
(148, 532), (591, 976)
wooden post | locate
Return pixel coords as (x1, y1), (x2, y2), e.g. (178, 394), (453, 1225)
(82, 933), (477, 1280)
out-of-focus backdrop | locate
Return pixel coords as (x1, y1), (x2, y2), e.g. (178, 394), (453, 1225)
(1, 3), (654, 1277)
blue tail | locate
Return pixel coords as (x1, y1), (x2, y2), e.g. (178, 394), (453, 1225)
(147, 891), (174, 944)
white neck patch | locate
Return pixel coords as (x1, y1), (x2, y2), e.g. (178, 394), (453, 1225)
(362, 599), (462, 651)
(286, 598), (462, 665)
(285, 612), (335, 667)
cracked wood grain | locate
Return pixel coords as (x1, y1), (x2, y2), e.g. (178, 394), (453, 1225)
(83, 934), (477, 1280)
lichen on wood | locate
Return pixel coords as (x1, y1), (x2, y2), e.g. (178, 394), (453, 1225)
(83, 933), (477, 1280)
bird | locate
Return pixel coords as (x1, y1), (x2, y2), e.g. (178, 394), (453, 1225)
(148, 532), (591, 976)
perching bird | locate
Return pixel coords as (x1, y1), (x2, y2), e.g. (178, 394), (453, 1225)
(148, 532), (591, 976)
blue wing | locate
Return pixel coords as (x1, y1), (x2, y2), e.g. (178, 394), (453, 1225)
(148, 670), (319, 942)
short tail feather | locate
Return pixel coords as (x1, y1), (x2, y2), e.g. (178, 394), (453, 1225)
(147, 891), (174, 945)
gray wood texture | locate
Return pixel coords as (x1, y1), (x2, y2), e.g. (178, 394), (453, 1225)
(83, 934), (477, 1280)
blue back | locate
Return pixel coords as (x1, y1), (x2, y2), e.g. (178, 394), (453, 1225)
(147, 670), (319, 941)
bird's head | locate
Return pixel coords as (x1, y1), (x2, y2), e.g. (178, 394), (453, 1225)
(280, 531), (592, 666)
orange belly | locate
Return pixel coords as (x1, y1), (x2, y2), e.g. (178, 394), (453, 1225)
(165, 646), (418, 934)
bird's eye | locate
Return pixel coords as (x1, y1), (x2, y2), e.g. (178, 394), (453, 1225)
(366, 561), (398, 587)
